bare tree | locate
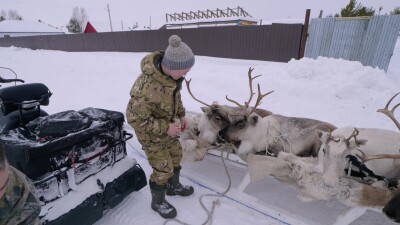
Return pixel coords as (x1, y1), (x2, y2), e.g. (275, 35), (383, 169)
(0, 10), (6, 20)
(0, 10), (4, 22)
(79, 7), (88, 28)
(8, 9), (23, 20)
(0, 9), (23, 20)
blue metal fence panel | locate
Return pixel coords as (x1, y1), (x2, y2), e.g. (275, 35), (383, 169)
(329, 18), (368, 60)
(305, 18), (336, 58)
(370, 16), (400, 71)
(305, 15), (400, 72)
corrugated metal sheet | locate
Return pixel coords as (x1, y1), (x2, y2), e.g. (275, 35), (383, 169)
(0, 24), (304, 63)
(305, 15), (400, 72)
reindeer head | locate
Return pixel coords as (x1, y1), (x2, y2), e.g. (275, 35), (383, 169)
(216, 68), (274, 154)
(185, 68), (273, 147)
(316, 127), (368, 187)
(198, 103), (233, 144)
(185, 79), (234, 144)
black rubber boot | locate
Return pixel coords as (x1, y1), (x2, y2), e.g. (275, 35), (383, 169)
(150, 181), (177, 219)
(166, 166), (194, 196)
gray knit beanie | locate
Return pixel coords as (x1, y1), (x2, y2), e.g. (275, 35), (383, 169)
(162, 35), (195, 70)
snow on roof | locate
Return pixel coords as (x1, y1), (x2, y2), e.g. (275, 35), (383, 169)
(0, 20), (64, 33)
(260, 18), (304, 25)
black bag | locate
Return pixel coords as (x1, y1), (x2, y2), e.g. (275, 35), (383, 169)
(0, 108), (129, 203)
(0, 107), (148, 224)
(1, 107), (125, 178)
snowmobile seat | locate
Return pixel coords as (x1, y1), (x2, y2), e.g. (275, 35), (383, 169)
(0, 83), (52, 116)
(0, 108), (48, 133)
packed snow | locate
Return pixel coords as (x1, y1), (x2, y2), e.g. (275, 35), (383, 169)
(0, 37), (399, 225)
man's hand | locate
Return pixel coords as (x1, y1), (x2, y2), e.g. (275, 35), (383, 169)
(168, 123), (182, 137)
(180, 117), (188, 131)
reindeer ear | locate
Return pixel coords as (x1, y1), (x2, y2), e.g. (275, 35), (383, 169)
(315, 130), (329, 143)
(348, 139), (368, 149)
(250, 115), (258, 125)
(316, 130), (323, 139)
(201, 107), (213, 118)
(356, 139), (368, 146)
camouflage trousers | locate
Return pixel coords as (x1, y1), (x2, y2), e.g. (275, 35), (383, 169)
(0, 166), (41, 225)
(141, 137), (182, 186)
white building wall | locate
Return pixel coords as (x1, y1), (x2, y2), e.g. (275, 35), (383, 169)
(0, 32), (64, 38)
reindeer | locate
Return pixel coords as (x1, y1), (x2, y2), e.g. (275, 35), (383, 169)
(212, 68), (336, 157)
(184, 69), (272, 146)
(268, 92), (400, 223)
(179, 68), (273, 161)
(273, 151), (395, 208)
(316, 92), (400, 190)
(244, 151), (395, 209)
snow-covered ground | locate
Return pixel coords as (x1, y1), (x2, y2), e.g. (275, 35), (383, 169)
(0, 37), (399, 225)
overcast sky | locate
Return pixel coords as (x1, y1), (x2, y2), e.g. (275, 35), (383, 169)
(1, 0), (399, 30)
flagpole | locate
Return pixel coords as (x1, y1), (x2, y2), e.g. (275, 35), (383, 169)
(107, 4), (113, 32)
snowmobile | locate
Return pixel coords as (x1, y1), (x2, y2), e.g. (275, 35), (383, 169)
(0, 67), (147, 225)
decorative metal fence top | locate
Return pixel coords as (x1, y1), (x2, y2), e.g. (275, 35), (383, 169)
(165, 6), (252, 23)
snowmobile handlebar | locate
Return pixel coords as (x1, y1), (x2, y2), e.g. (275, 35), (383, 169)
(0, 67), (24, 84)
(0, 76), (25, 83)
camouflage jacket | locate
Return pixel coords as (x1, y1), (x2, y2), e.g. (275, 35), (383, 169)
(0, 166), (41, 225)
(126, 51), (185, 144)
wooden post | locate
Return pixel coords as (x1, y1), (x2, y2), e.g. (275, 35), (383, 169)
(319, 10), (324, 18)
(298, 9), (311, 59)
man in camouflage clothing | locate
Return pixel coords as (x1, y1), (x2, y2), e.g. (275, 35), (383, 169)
(0, 146), (41, 225)
(126, 35), (195, 219)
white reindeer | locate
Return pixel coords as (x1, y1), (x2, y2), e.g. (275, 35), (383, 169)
(317, 93), (400, 188)
(244, 151), (395, 208)
(274, 152), (395, 208)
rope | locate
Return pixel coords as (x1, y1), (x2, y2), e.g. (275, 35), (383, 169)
(267, 124), (292, 154)
(162, 143), (232, 225)
(200, 143), (232, 225)
(127, 139), (292, 225)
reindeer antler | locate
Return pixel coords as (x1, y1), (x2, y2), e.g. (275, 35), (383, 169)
(225, 67), (273, 115)
(355, 149), (400, 163)
(225, 95), (242, 108)
(244, 68), (262, 108)
(345, 128), (359, 145)
(328, 129), (340, 142)
(248, 84), (274, 115)
(226, 67), (261, 108)
(377, 92), (400, 131)
(185, 78), (213, 108)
